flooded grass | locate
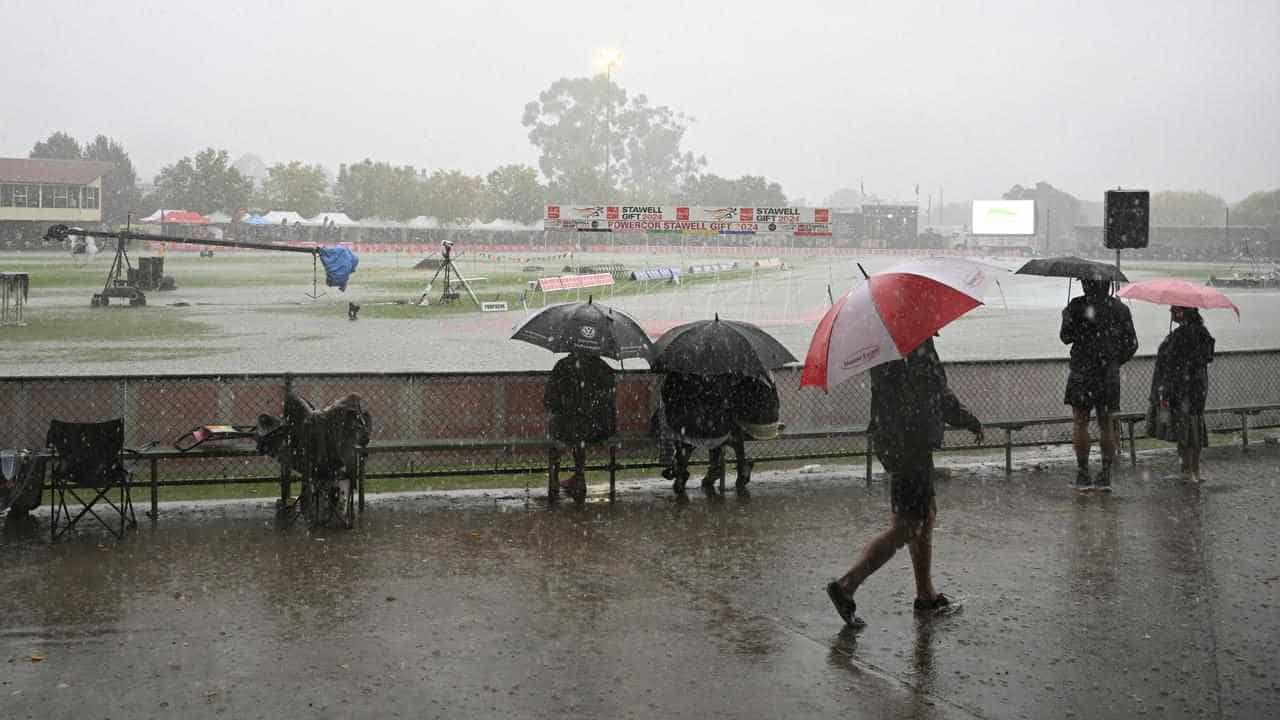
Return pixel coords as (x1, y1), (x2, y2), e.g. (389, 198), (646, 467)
(0, 307), (218, 344)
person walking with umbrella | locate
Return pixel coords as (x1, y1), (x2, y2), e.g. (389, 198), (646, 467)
(1059, 277), (1138, 491)
(511, 298), (655, 503)
(803, 258), (997, 627)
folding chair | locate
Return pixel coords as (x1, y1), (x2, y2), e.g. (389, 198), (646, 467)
(46, 419), (138, 540)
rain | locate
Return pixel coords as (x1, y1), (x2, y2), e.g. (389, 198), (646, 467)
(2, 1), (1280, 718)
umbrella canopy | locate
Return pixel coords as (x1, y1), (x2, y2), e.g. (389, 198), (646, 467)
(653, 316), (797, 376)
(801, 257), (1004, 391)
(512, 299), (655, 362)
(1115, 279), (1239, 317)
(1016, 256), (1128, 283)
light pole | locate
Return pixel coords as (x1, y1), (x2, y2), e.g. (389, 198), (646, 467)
(595, 48), (623, 196)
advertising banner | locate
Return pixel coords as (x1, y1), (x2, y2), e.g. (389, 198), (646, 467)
(544, 205), (832, 236)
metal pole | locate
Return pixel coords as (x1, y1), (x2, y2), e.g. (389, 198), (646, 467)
(44, 225), (320, 255)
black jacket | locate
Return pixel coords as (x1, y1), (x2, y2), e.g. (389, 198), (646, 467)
(545, 354), (616, 443)
(1060, 293), (1138, 377)
(661, 372), (737, 440)
(1150, 323), (1215, 413)
(869, 339), (981, 455)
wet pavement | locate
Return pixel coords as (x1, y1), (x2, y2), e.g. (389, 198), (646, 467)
(2, 444), (1279, 719)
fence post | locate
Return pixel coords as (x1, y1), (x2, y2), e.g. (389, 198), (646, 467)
(1004, 428), (1013, 474)
(1241, 412), (1250, 452)
(864, 435), (873, 485)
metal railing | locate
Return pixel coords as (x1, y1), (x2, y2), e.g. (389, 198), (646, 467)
(3, 349), (1280, 492)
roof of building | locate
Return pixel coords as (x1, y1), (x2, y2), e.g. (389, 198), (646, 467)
(0, 157), (113, 185)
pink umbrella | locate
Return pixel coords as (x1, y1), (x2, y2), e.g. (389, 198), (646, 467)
(800, 258), (1005, 391)
(1116, 279), (1239, 318)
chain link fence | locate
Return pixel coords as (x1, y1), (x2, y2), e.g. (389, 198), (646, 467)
(3, 349), (1280, 492)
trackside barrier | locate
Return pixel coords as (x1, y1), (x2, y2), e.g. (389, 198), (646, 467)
(535, 273), (615, 292)
(3, 349), (1280, 513)
(629, 268), (681, 281)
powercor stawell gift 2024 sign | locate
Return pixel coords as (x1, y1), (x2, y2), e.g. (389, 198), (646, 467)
(544, 205), (832, 237)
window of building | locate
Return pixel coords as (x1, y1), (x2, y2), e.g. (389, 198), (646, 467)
(0, 184), (13, 207)
(27, 185), (41, 208)
(83, 187), (99, 209)
(43, 185), (70, 209)
(13, 185), (29, 208)
(68, 186), (81, 208)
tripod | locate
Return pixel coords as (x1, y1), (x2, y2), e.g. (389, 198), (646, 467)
(418, 241), (480, 306)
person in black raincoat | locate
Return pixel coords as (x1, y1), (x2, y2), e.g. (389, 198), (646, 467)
(659, 371), (736, 493)
(1060, 278), (1138, 491)
(705, 373), (782, 491)
(826, 337), (983, 627)
(545, 352), (616, 500)
(1146, 306), (1215, 482)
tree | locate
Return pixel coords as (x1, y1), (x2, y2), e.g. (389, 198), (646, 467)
(335, 160), (422, 221)
(1150, 190), (1227, 226)
(678, 174), (788, 206)
(612, 93), (704, 198)
(423, 169), (486, 227)
(153, 148), (254, 215)
(523, 76), (704, 201)
(81, 135), (140, 225)
(484, 164), (544, 224)
(261, 161), (329, 217)
(29, 131), (83, 160)
(1231, 189), (1280, 227)
(1003, 181), (1085, 246)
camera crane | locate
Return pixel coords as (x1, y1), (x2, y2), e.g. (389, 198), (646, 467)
(418, 240), (481, 306)
(44, 223), (340, 307)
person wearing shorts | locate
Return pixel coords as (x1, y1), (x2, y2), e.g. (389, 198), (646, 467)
(825, 337), (983, 628)
(1060, 278), (1138, 490)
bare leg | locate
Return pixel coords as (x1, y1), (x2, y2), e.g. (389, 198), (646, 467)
(1071, 406), (1092, 469)
(572, 445), (587, 477)
(907, 499), (938, 603)
(1098, 411), (1117, 465)
(837, 515), (915, 596)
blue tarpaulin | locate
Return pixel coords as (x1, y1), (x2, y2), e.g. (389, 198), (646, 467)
(319, 246), (359, 291)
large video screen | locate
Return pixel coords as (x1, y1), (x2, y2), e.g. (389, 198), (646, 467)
(972, 200), (1035, 235)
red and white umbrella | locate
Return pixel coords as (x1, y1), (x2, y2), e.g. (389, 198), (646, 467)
(800, 257), (1004, 391)
(1115, 278), (1239, 318)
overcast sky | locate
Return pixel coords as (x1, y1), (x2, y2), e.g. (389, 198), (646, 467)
(1, 0), (1276, 204)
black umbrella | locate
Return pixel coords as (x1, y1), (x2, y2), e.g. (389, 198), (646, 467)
(511, 298), (655, 362)
(1015, 256), (1128, 283)
(653, 315), (797, 376)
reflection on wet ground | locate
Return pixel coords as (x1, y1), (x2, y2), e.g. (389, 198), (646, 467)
(2, 445), (1278, 718)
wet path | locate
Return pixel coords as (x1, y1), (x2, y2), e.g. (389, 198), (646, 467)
(2, 445), (1278, 718)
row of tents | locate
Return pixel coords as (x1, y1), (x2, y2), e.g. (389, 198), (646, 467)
(138, 209), (540, 232)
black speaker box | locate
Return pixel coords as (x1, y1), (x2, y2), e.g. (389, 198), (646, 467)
(1104, 189), (1149, 249)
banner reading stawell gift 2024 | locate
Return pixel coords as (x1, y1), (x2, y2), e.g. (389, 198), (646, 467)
(544, 205), (832, 237)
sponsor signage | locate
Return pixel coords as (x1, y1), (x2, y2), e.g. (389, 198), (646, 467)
(543, 205), (832, 236)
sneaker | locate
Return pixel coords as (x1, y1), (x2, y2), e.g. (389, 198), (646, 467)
(1073, 468), (1093, 490)
(735, 460), (754, 491)
(913, 592), (960, 617)
(1095, 465), (1112, 492)
(826, 581), (865, 628)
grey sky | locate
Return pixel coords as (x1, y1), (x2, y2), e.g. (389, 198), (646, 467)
(1, 0), (1276, 205)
